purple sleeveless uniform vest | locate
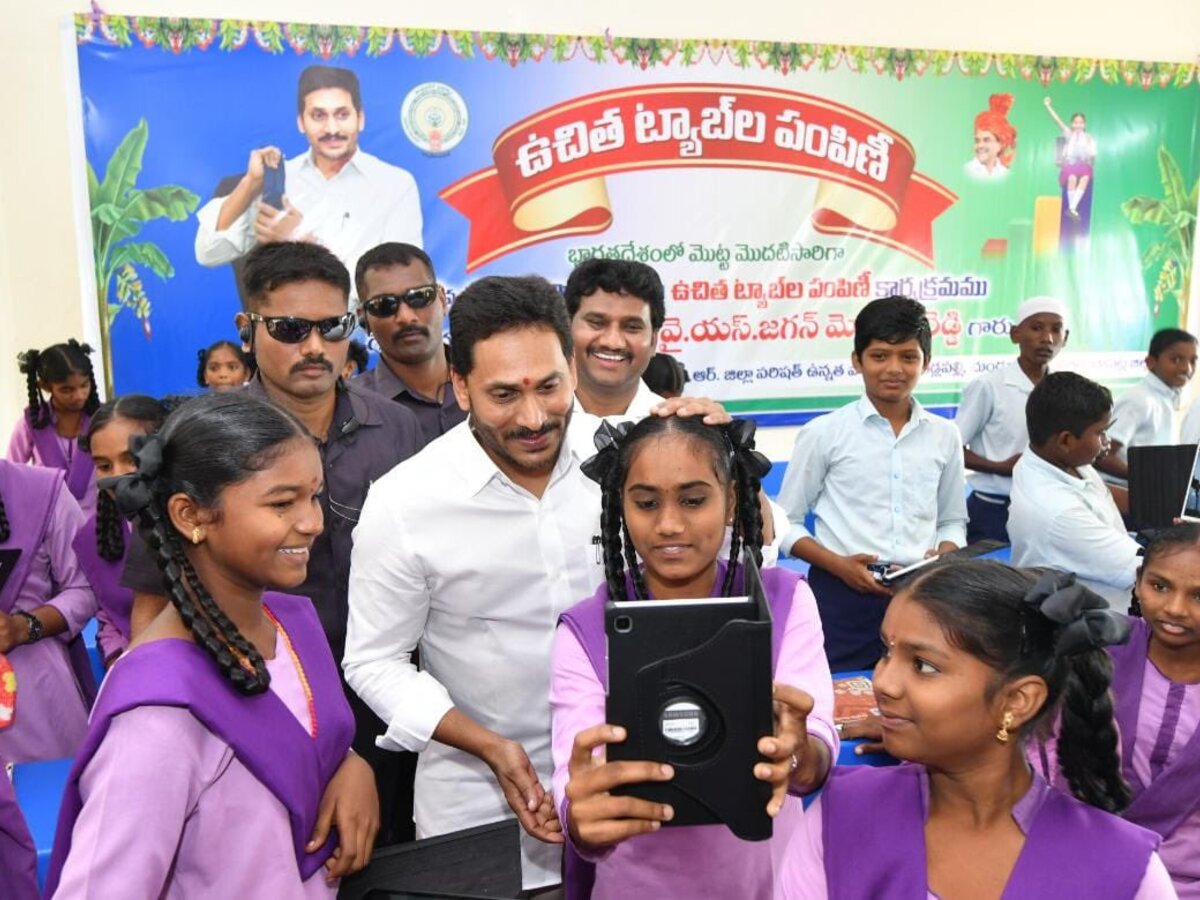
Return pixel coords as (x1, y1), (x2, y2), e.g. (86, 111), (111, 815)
(1110, 615), (1200, 841)
(822, 765), (1159, 899)
(71, 514), (133, 645)
(45, 592), (355, 895)
(27, 410), (92, 503)
(556, 561), (799, 900)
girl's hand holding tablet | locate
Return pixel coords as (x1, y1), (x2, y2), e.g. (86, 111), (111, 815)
(757, 683), (830, 815)
(565, 724), (675, 852)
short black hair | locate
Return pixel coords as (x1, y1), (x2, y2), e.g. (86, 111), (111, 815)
(297, 65), (361, 114)
(240, 242), (350, 311)
(853, 295), (932, 360)
(345, 339), (370, 375)
(448, 276), (572, 377)
(1148, 327), (1197, 359)
(195, 340), (253, 388)
(563, 258), (665, 331)
(354, 242), (436, 302)
(1026, 371), (1112, 446)
(642, 352), (689, 396)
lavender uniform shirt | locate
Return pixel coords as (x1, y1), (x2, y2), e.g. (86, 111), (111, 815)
(550, 571), (838, 900)
(7, 412), (97, 519)
(0, 463), (97, 765)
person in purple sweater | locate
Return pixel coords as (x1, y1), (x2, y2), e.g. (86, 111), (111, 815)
(551, 415), (836, 899)
(778, 561), (1174, 899)
(47, 392), (377, 897)
(73, 395), (168, 665)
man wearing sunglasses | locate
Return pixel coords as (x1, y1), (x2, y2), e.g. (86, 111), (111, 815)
(354, 242), (466, 443)
(123, 241), (426, 846)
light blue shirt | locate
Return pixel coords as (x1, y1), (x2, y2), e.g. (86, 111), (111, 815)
(955, 361), (1037, 497)
(779, 395), (968, 565)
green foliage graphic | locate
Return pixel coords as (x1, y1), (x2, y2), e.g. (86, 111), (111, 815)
(88, 119), (199, 379)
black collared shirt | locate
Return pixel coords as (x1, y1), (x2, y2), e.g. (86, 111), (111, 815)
(354, 347), (466, 445)
(123, 378), (424, 663)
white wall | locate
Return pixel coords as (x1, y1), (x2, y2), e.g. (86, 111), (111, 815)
(3, 0), (1199, 449)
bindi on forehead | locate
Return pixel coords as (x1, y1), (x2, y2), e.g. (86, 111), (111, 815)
(523, 377), (530, 386)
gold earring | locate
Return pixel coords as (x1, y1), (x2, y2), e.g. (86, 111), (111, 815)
(995, 711), (1015, 744)
(191, 526), (202, 545)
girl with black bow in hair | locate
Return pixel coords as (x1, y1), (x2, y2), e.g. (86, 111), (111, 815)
(47, 392), (377, 897)
(8, 341), (101, 516)
(1040, 525), (1200, 898)
(73, 395), (167, 665)
(551, 415), (836, 899)
(778, 561), (1174, 899)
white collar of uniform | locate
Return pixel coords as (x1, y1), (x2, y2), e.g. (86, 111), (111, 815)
(1142, 372), (1181, 402)
(1021, 448), (1092, 491)
(445, 412), (578, 498)
(853, 394), (930, 426)
(296, 146), (371, 177)
(1003, 360), (1039, 391)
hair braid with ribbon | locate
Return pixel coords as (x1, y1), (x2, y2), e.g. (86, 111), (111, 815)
(101, 394), (307, 694)
(0, 483), (9, 543)
(909, 562), (1132, 813)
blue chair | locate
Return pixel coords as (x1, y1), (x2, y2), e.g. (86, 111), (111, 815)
(12, 757), (72, 890)
(81, 618), (106, 688)
(761, 461), (787, 499)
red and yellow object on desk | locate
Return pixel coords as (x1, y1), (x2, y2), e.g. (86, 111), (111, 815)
(0, 653), (15, 729)
(833, 672), (877, 725)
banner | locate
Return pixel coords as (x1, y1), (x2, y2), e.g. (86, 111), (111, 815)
(74, 13), (1200, 416)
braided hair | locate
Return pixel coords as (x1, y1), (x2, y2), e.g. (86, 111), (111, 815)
(81, 395), (168, 562)
(18, 340), (100, 429)
(591, 415), (765, 603)
(112, 392), (309, 694)
(0, 479), (9, 543)
(908, 561), (1132, 813)
(1129, 523), (1200, 617)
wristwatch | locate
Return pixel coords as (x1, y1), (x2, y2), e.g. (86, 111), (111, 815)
(15, 610), (42, 644)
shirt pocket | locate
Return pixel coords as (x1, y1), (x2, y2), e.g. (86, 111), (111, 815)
(902, 456), (944, 522)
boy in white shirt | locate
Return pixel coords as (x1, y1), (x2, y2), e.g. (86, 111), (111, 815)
(956, 296), (1069, 543)
(1095, 327), (1197, 484)
(779, 296), (967, 671)
(1009, 371), (1139, 609)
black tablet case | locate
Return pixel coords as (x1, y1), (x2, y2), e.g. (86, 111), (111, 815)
(605, 553), (774, 841)
(1128, 444), (1198, 529)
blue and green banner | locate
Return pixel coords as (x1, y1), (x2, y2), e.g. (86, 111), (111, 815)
(75, 11), (1200, 413)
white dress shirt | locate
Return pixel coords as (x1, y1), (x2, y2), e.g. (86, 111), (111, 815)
(343, 417), (605, 889)
(1105, 373), (1180, 484)
(965, 157), (1009, 180)
(955, 361), (1037, 497)
(1181, 398), (1200, 445)
(1008, 450), (1139, 609)
(779, 395), (968, 565)
(194, 148), (423, 301)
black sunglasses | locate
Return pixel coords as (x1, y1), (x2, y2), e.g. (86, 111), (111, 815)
(248, 312), (356, 344)
(363, 285), (439, 318)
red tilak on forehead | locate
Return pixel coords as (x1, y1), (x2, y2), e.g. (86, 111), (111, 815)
(523, 377), (531, 386)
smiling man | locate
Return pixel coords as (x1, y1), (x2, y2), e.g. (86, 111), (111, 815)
(564, 258), (666, 420)
(194, 65), (423, 302)
(345, 276), (607, 895)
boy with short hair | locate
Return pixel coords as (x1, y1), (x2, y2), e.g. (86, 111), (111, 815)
(1008, 371), (1139, 608)
(1095, 327), (1197, 483)
(956, 296), (1069, 543)
(779, 295), (967, 672)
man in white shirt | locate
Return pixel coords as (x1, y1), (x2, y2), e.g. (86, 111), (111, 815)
(194, 65), (423, 302)
(1095, 327), (1197, 486)
(1009, 371), (1139, 609)
(345, 276), (601, 893)
(779, 296), (967, 672)
(956, 296), (1069, 542)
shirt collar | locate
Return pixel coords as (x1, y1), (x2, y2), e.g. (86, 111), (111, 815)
(1143, 372), (1181, 402)
(853, 394), (930, 425)
(1022, 448), (1092, 490)
(448, 415), (577, 498)
(365, 349), (452, 405)
(242, 376), (378, 434)
(298, 147), (368, 177)
(1003, 361), (1039, 390)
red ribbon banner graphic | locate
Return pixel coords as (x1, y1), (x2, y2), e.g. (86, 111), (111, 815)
(440, 84), (957, 272)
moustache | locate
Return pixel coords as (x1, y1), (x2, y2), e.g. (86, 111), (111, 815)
(291, 357), (333, 375)
(393, 326), (429, 341)
(319, 133), (349, 143)
(505, 422), (561, 441)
